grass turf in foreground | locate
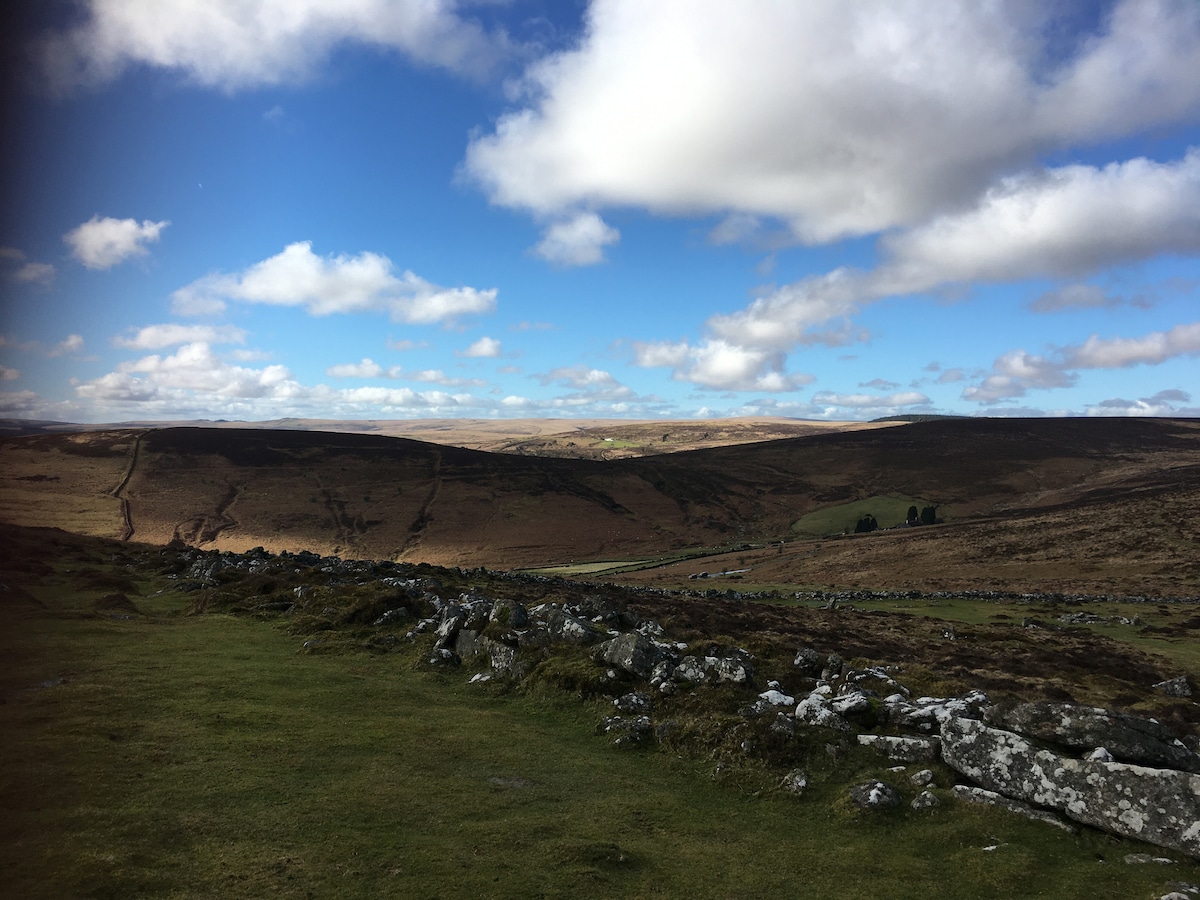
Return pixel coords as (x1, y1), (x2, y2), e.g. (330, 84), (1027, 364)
(2, 574), (1197, 898)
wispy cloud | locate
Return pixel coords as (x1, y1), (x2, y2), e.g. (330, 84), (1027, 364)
(1029, 284), (1125, 313)
(1, 247), (55, 285)
(114, 323), (246, 350)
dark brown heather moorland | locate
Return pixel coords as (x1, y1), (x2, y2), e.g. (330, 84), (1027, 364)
(0, 417), (1197, 596)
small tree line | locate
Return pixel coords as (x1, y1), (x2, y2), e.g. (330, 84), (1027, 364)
(853, 504), (937, 534)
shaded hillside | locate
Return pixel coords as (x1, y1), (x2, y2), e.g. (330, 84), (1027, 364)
(1, 418), (1197, 594)
(0, 416), (891, 459)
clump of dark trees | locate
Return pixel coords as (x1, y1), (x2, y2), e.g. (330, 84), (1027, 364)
(853, 504), (937, 533)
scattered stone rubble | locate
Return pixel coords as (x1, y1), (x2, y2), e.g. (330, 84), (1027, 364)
(175, 544), (1200, 862)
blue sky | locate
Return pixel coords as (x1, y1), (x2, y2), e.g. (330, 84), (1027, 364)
(1, 0), (1198, 423)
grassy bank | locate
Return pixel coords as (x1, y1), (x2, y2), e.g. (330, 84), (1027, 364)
(1, 538), (1196, 898)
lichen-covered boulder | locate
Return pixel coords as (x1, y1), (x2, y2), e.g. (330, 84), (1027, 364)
(793, 646), (822, 675)
(596, 632), (664, 679)
(597, 715), (651, 747)
(857, 734), (941, 763)
(453, 628), (485, 659)
(613, 691), (652, 714)
(984, 701), (1200, 773)
(830, 688), (872, 717)
(950, 785), (1075, 832)
(850, 780), (901, 810)
(1154, 675), (1193, 698)
(911, 790), (940, 810)
(549, 608), (601, 644)
(781, 770), (809, 794)
(671, 649), (755, 686)
(488, 598), (529, 629)
(941, 716), (1200, 858)
(486, 640), (532, 680)
(882, 689), (990, 733)
(794, 694), (852, 732)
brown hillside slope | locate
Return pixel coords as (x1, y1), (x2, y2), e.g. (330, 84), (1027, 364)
(0, 418), (1197, 595)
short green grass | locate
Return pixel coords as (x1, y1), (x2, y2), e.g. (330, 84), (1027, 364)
(2, 552), (1197, 898)
(792, 495), (930, 536)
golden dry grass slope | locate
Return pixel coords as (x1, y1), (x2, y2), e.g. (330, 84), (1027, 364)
(1, 417), (1198, 596)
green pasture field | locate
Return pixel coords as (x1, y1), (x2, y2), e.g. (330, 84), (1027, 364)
(2, 549), (1197, 898)
(791, 495), (930, 536)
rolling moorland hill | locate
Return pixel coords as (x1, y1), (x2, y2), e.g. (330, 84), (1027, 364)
(1, 417), (1198, 597)
(0, 415), (890, 458)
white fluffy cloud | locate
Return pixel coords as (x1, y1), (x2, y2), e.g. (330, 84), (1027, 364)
(64, 216), (169, 269)
(325, 359), (387, 379)
(74, 340), (501, 417)
(637, 150), (1200, 393)
(811, 390), (930, 411)
(75, 342), (304, 412)
(538, 365), (638, 403)
(41, 0), (509, 91)
(876, 152), (1200, 290)
(114, 323), (247, 350)
(336, 386), (480, 412)
(540, 366), (620, 389)
(1086, 390), (1196, 417)
(459, 336), (502, 358)
(963, 322), (1200, 403)
(962, 350), (1078, 403)
(0, 366), (19, 381)
(410, 369), (486, 388)
(1065, 322), (1200, 369)
(172, 242), (496, 324)
(532, 213), (619, 266)
(466, 1), (1200, 241)
(463, 2), (1200, 399)
(633, 338), (811, 393)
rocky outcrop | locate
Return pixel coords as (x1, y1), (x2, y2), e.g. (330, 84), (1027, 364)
(984, 701), (1200, 773)
(941, 716), (1200, 858)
